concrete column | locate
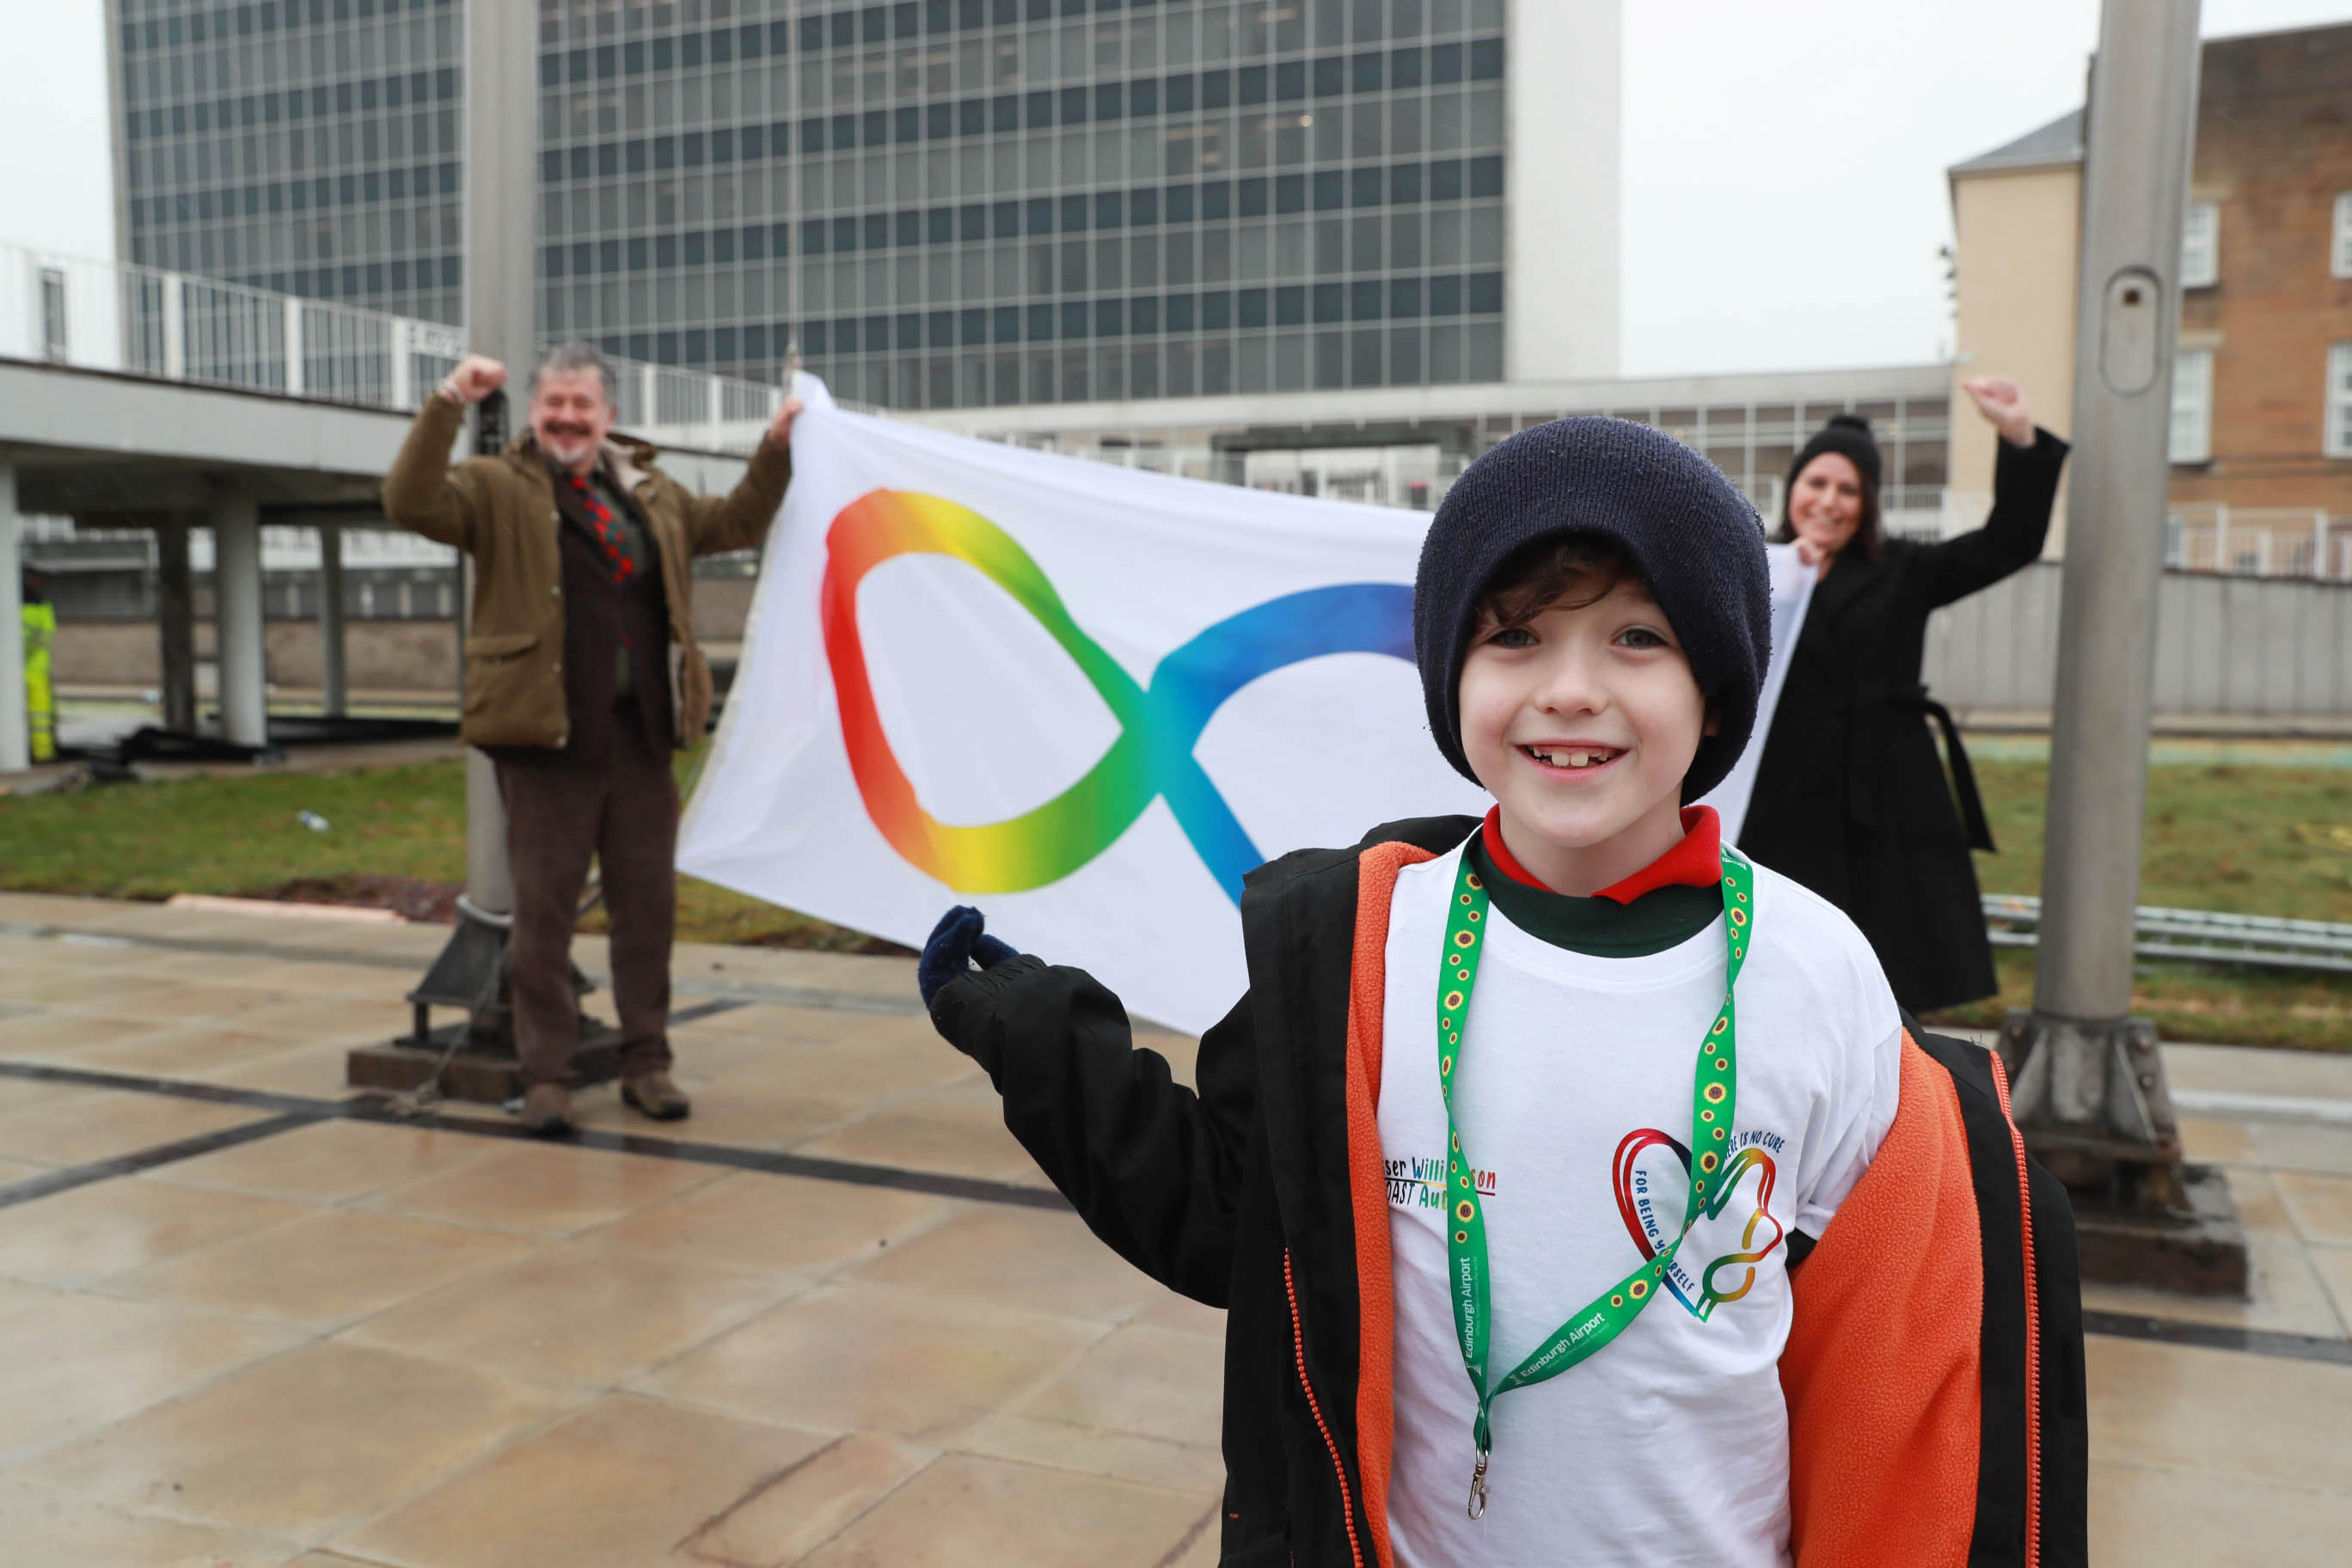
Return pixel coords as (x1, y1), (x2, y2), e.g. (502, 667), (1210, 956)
(0, 460), (27, 773)
(211, 493), (267, 747)
(317, 524), (347, 717)
(155, 518), (197, 732)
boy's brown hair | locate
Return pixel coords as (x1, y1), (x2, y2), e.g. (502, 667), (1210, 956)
(1474, 534), (1638, 632)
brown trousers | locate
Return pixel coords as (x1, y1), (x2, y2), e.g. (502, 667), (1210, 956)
(496, 729), (678, 1088)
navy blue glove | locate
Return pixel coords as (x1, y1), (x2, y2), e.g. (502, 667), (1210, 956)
(918, 904), (1020, 1008)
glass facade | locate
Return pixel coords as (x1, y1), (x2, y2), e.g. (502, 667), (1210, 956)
(977, 383), (1955, 520)
(115, 0), (1510, 409)
(116, 0), (468, 327)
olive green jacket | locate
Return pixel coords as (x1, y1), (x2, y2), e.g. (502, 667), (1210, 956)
(382, 393), (791, 750)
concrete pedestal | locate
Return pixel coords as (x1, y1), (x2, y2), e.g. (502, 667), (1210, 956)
(2067, 1163), (2251, 1298)
(2002, 1009), (2251, 1296)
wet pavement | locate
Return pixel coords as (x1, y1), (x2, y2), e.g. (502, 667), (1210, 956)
(0, 891), (2346, 1565)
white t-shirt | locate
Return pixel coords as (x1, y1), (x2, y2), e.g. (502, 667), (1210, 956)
(1380, 842), (1902, 1568)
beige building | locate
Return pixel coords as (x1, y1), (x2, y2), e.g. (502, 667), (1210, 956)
(1949, 24), (2352, 573)
(1947, 111), (2083, 551)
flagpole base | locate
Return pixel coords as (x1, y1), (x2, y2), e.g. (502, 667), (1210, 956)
(2000, 1010), (2249, 1297)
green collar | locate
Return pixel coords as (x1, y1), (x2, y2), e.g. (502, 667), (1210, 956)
(1464, 836), (1721, 959)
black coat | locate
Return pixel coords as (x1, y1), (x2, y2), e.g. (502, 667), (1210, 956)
(1742, 431), (2069, 1015)
(930, 815), (2085, 1567)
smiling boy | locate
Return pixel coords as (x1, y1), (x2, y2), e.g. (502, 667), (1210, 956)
(919, 420), (2084, 1567)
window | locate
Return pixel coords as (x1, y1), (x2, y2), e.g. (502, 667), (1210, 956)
(2180, 200), (2218, 288)
(2334, 193), (2352, 279)
(2170, 347), (2212, 463)
(38, 267), (66, 361)
(2327, 343), (2352, 461)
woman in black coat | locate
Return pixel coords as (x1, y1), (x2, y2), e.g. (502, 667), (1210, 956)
(1741, 377), (2069, 1016)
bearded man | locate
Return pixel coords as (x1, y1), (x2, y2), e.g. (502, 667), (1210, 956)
(384, 341), (799, 1135)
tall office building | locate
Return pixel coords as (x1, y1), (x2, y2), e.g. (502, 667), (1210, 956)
(110, 0), (468, 328)
(107, 0), (1618, 410)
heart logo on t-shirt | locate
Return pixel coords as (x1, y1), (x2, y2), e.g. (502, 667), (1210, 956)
(1609, 1129), (1785, 1320)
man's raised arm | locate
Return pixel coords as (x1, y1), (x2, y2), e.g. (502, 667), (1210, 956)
(679, 396), (803, 558)
(382, 354), (507, 552)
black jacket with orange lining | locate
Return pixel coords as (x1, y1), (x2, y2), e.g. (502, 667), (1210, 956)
(929, 815), (2088, 1568)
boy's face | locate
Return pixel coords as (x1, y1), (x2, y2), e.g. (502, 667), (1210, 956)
(1458, 576), (1715, 891)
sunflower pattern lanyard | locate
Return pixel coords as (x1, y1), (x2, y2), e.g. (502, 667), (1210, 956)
(1435, 844), (1754, 1520)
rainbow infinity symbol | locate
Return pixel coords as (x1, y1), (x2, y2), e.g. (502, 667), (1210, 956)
(822, 488), (1413, 904)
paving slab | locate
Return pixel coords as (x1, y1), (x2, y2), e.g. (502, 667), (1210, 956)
(2, 889), (2350, 1563)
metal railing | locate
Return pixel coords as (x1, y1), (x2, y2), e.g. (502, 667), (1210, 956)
(5, 242), (464, 412)
(3, 241), (803, 455)
(2165, 503), (2352, 581)
(1984, 893), (2352, 975)
(600, 350), (787, 456)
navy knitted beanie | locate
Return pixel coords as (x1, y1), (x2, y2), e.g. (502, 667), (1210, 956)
(1412, 417), (1772, 803)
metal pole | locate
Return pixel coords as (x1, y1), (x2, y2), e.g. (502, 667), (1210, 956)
(211, 493), (268, 749)
(381, 0), (535, 1060)
(1999, 0), (2248, 1295)
(457, 0), (538, 920)
(0, 459), (27, 774)
(460, 554), (512, 916)
(317, 523), (346, 718)
(2031, 2), (2200, 1026)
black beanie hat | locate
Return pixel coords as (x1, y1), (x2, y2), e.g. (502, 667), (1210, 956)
(1412, 417), (1772, 804)
(1788, 413), (1882, 495)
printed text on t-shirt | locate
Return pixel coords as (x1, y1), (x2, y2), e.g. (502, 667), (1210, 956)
(1388, 1152), (1497, 1210)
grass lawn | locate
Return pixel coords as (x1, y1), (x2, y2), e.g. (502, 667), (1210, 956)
(0, 756), (895, 952)
(1925, 756), (2352, 1051)
(3, 752), (2349, 1045)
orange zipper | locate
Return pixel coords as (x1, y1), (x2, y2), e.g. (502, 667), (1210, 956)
(1285, 1247), (1367, 1568)
(1986, 1050), (2042, 1568)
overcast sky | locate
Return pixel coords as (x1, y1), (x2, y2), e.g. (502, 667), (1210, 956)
(7, 0), (2350, 380)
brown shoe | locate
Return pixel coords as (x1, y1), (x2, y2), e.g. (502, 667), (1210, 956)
(622, 1070), (690, 1122)
(519, 1083), (574, 1136)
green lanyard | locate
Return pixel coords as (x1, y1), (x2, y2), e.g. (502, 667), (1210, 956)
(1436, 843), (1754, 1519)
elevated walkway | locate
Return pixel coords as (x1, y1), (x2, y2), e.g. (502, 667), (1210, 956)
(0, 240), (780, 769)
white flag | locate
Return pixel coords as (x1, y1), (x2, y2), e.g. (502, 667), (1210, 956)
(678, 407), (1484, 1033)
(1698, 542), (1814, 844)
(679, 412), (1813, 1033)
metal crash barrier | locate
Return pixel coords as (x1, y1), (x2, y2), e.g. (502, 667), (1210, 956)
(1985, 893), (2352, 976)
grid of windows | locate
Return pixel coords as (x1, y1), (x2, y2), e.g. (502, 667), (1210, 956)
(118, 0), (1517, 410)
(536, 0), (1512, 407)
(993, 389), (1955, 520)
(116, 0), (468, 327)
